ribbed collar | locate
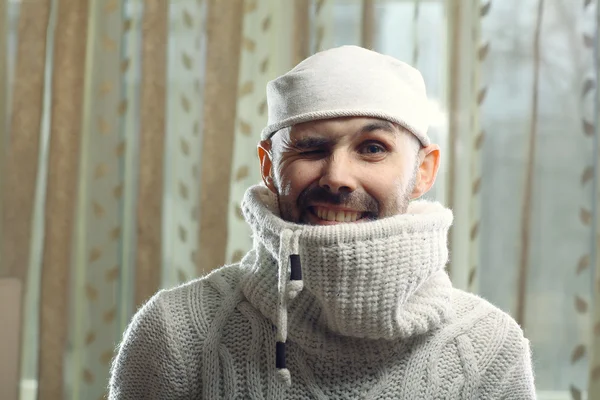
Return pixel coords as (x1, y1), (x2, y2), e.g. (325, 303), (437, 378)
(240, 185), (454, 357)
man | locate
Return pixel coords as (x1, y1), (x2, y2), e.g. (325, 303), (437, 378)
(109, 45), (536, 399)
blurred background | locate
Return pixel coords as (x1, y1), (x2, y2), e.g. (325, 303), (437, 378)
(0, 0), (598, 399)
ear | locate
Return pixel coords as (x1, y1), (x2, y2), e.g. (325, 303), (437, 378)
(411, 144), (441, 199)
(257, 140), (277, 193)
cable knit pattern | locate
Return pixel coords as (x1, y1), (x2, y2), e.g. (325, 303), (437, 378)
(109, 185), (536, 399)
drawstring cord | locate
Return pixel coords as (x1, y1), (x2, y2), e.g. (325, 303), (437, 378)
(275, 229), (303, 386)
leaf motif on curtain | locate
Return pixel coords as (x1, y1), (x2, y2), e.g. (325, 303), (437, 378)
(575, 296), (589, 313)
(571, 344), (586, 364)
(577, 254), (590, 274)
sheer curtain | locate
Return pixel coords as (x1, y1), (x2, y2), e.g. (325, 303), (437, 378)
(476, 0), (597, 395)
(1, 1), (599, 399)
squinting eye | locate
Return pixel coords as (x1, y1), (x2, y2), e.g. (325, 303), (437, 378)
(300, 149), (326, 157)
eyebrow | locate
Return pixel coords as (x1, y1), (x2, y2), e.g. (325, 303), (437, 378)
(358, 120), (398, 136)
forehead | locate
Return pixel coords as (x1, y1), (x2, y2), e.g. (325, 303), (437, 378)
(288, 117), (398, 138)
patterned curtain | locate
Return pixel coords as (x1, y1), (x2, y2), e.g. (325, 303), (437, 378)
(162, 0), (207, 289)
(475, 0), (598, 397)
(1, 1), (599, 399)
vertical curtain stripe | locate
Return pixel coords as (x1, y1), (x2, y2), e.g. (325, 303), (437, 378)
(134, 0), (169, 308)
(197, 0), (244, 276)
(161, 0), (207, 288)
(361, 0), (375, 50)
(1, 2), (51, 282)
(314, 0), (333, 53)
(119, 0), (143, 330)
(0, 279), (22, 400)
(292, 0), (310, 65)
(411, 0), (420, 65)
(0, 0), (7, 278)
(584, 0), (599, 396)
(466, 0), (486, 294)
(37, 0), (89, 398)
(70, 0), (129, 396)
(445, 0), (462, 276)
(589, 0), (600, 394)
(515, 0), (544, 328)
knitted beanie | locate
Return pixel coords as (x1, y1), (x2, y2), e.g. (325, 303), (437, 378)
(261, 45), (431, 146)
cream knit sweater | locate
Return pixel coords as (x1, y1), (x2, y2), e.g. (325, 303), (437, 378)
(109, 185), (536, 399)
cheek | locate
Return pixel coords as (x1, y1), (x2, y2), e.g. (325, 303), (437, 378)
(361, 165), (413, 208)
(363, 174), (401, 201)
(276, 161), (320, 197)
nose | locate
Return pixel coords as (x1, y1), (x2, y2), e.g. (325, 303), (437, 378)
(318, 154), (358, 194)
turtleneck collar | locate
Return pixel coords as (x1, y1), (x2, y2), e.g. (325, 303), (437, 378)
(240, 184), (454, 356)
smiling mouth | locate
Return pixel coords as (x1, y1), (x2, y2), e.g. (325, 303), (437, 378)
(311, 206), (366, 223)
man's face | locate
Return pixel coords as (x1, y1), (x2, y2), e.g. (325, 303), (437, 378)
(258, 117), (439, 225)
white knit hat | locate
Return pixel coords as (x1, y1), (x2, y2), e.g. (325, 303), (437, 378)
(262, 45), (431, 146)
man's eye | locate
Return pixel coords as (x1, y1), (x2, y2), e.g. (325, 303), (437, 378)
(360, 143), (386, 154)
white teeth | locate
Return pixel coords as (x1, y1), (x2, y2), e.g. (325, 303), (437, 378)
(314, 207), (360, 222)
(328, 211), (335, 221)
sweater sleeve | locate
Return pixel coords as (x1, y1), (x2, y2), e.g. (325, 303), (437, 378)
(497, 338), (536, 400)
(108, 293), (191, 399)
